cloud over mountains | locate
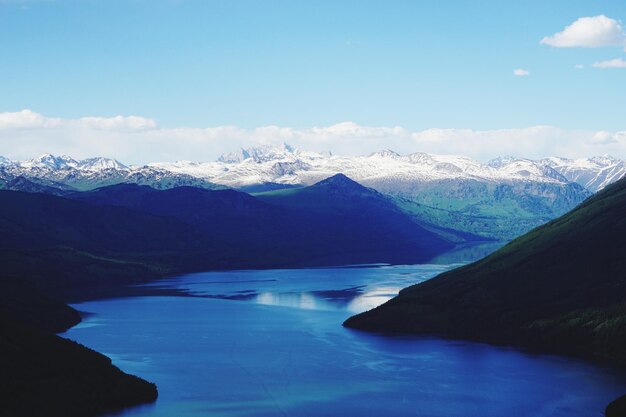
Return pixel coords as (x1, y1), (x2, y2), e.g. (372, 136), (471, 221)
(0, 110), (625, 164)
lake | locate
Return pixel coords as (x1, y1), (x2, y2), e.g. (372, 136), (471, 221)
(62, 264), (626, 417)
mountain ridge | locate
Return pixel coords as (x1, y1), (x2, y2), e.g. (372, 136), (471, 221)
(3, 148), (623, 240)
(4, 148), (621, 191)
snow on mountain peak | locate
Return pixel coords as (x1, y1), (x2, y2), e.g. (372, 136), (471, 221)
(21, 154), (78, 169)
(4, 149), (625, 194)
(487, 156), (519, 168)
(493, 159), (566, 182)
(589, 155), (620, 167)
(77, 157), (128, 171)
(218, 143), (298, 163)
(0, 156), (13, 166)
(369, 149), (400, 159)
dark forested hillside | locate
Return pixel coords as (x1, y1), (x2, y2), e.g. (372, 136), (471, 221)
(345, 177), (626, 363)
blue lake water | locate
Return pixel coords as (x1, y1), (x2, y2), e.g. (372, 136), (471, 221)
(62, 265), (626, 417)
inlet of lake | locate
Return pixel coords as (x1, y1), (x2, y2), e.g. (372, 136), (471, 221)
(62, 263), (626, 417)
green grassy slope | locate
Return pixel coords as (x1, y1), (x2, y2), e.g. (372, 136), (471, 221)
(386, 179), (590, 240)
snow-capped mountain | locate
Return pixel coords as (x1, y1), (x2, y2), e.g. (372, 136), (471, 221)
(1, 145), (624, 240)
(18, 154), (127, 172)
(76, 157), (128, 171)
(541, 156), (626, 192)
(0, 155), (221, 192)
(19, 154), (78, 170)
(150, 144), (624, 193)
(151, 145), (583, 189)
(148, 144), (621, 239)
(0, 156), (13, 166)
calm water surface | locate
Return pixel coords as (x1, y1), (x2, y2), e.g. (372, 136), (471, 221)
(62, 264), (626, 417)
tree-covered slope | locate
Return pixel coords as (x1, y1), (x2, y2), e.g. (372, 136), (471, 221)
(345, 177), (626, 363)
(72, 175), (458, 266)
(0, 314), (157, 417)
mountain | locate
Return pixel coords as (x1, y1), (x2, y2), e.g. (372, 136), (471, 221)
(344, 176), (626, 365)
(19, 153), (78, 170)
(151, 146), (594, 240)
(255, 174), (460, 261)
(76, 156), (128, 171)
(70, 176), (457, 266)
(541, 156), (626, 192)
(0, 175), (458, 308)
(0, 176), (70, 196)
(0, 190), (223, 301)
(0, 177), (458, 307)
(0, 154), (223, 192)
(67, 184), (290, 251)
(217, 143), (302, 163)
(5, 148), (620, 240)
(255, 173), (483, 245)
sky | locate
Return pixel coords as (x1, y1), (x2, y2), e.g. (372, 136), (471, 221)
(0, 0), (625, 163)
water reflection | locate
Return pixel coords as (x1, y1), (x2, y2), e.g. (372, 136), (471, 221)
(430, 241), (505, 264)
(256, 291), (318, 310)
(143, 264), (455, 315)
(346, 286), (403, 312)
(252, 285), (402, 313)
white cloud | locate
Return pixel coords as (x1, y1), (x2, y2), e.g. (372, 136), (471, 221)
(0, 110), (625, 163)
(574, 64), (585, 69)
(77, 115), (157, 131)
(540, 15), (626, 48)
(592, 131), (620, 144)
(0, 109), (61, 129)
(592, 58), (626, 68)
(594, 130), (626, 144)
(0, 109), (155, 130)
(513, 68), (529, 76)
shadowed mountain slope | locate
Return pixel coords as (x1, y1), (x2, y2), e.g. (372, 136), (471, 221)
(0, 314), (157, 417)
(71, 175), (457, 266)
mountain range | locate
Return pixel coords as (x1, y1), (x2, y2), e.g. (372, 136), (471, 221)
(1, 174), (462, 308)
(0, 153), (222, 192)
(3, 145), (624, 240)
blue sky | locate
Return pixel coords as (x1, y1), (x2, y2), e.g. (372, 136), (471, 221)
(0, 0), (625, 162)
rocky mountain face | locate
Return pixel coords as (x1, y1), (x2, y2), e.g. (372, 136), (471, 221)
(2, 146), (623, 240)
